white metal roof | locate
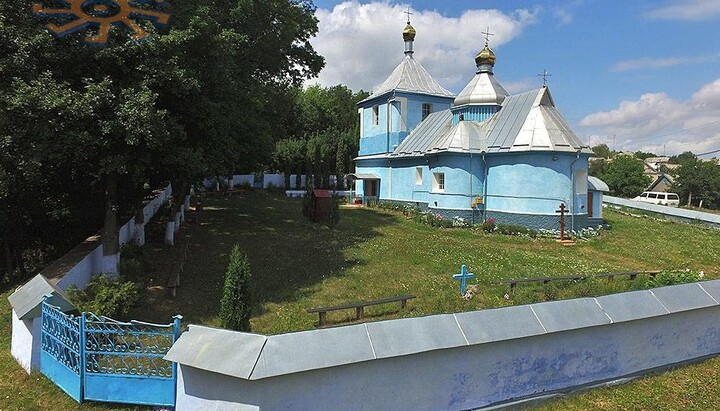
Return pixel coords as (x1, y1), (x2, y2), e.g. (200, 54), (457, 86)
(588, 176), (610, 192)
(7, 274), (75, 320)
(390, 86), (592, 158)
(452, 71), (509, 107)
(360, 55), (455, 104)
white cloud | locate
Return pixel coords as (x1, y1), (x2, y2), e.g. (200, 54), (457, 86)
(308, 1), (539, 93)
(644, 0), (720, 21)
(611, 54), (720, 72)
(578, 79), (720, 155)
(552, 8), (574, 26)
(611, 57), (687, 72)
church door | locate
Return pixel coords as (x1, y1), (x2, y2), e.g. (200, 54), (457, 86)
(587, 192), (593, 218)
(365, 180), (379, 197)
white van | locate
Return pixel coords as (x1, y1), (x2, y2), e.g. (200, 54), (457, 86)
(633, 191), (680, 207)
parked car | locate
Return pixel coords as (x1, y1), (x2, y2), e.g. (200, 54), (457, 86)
(633, 191), (680, 207)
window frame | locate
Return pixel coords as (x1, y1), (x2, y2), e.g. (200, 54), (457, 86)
(415, 167), (423, 185)
(422, 103), (432, 120)
(372, 105), (379, 126)
(432, 172), (445, 192)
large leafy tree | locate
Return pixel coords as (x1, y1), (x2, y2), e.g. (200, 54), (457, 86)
(0, 0), (323, 279)
(599, 156), (651, 198)
(591, 144), (612, 159)
(671, 156), (720, 208)
(271, 85), (369, 189)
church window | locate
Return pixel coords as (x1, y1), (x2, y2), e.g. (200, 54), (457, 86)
(574, 169), (588, 193)
(415, 167), (423, 185)
(433, 172), (445, 192)
(372, 105), (379, 125)
(422, 103), (432, 120)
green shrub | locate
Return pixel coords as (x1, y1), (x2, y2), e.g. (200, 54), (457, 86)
(219, 245), (252, 332)
(66, 275), (142, 319)
(646, 270), (703, 287)
(328, 194), (341, 227)
(301, 191), (313, 220)
(237, 180), (253, 190)
(266, 182), (285, 194)
(481, 218), (496, 232)
(496, 223), (537, 237)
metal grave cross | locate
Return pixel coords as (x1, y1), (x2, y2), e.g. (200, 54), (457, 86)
(453, 264), (475, 295)
(555, 203), (567, 241)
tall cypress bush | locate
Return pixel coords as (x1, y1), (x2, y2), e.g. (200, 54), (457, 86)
(219, 245), (252, 331)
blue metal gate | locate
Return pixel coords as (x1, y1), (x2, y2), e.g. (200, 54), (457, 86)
(40, 299), (182, 406)
(83, 313), (182, 406)
(40, 300), (83, 402)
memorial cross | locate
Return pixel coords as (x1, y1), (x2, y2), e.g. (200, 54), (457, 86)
(453, 264), (475, 295)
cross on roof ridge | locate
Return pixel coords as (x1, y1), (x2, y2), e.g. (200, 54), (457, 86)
(538, 68), (552, 86)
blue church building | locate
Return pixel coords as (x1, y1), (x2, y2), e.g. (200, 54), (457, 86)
(351, 20), (598, 230)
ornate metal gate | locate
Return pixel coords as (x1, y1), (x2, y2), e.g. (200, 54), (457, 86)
(40, 299), (182, 406)
(40, 300), (83, 402)
(83, 313), (182, 406)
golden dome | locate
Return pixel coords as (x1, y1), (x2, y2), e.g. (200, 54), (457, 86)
(475, 44), (496, 67)
(402, 22), (416, 41)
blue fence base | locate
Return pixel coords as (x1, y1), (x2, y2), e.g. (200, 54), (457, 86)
(84, 374), (176, 406)
(40, 351), (82, 402)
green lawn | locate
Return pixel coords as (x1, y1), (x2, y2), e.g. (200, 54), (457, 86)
(130, 190), (720, 334)
(3, 189), (720, 410)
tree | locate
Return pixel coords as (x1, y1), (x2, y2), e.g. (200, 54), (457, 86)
(591, 144), (612, 159)
(589, 159), (607, 177)
(599, 156), (651, 198)
(671, 158), (720, 208)
(219, 245), (252, 332)
(634, 151), (656, 160)
(0, 0), (324, 280)
(669, 151), (697, 165)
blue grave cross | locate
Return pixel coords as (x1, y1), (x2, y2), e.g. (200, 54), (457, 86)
(453, 264), (475, 295)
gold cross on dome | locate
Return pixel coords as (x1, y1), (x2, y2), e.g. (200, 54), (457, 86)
(481, 26), (494, 45)
(404, 7), (413, 23)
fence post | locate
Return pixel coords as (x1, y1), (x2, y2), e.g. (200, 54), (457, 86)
(79, 312), (86, 403)
(171, 315), (183, 406)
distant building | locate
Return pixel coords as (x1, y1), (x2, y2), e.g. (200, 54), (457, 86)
(351, 20), (601, 230)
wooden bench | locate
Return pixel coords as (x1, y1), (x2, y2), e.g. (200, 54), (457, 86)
(307, 295), (416, 326)
(494, 271), (661, 290)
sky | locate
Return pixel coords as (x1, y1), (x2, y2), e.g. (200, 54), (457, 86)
(305, 0), (720, 156)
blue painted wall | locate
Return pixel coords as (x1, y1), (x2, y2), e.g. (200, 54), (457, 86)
(357, 151), (591, 228)
(451, 104), (500, 123)
(358, 93), (452, 156)
(485, 152), (590, 216)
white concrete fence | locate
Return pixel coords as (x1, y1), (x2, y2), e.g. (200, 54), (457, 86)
(166, 280), (720, 411)
(604, 195), (720, 229)
(204, 174), (343, 190)
(8, 183), (192, 374)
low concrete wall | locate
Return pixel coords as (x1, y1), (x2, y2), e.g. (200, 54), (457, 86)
(10, 311), (41, 373)
(169, 281), (720, 411)
(9, 184), (177, 374)
(604, 195), (720, 228)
